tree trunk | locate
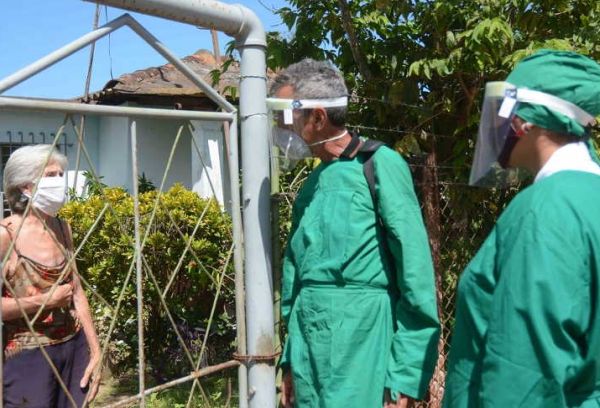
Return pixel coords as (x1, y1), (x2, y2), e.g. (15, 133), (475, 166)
(337, 0), (373, 81)
(420, 147), (445, 408)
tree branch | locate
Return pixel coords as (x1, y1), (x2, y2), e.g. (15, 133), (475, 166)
(337, 0), (374, 81)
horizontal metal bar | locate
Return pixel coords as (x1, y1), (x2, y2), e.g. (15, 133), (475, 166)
(0, 97), (234, 121)
(102, 359), (240, 408)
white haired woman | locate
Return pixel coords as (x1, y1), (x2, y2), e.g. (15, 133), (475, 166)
(1, 145), (100, 407)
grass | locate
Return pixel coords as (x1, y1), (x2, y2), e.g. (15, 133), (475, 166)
(92, 370), (238, 407)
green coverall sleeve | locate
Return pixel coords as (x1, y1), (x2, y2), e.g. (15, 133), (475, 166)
(279, 247), (299, 369)
(374, 150), (440, 400)
(479, 210), (589, 407)
(279, 206), (302, 370)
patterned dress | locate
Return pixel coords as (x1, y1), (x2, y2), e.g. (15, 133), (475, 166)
(2, 221), (80, 359)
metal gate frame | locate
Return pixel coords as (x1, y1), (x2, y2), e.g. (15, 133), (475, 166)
(0, 2), (274, 407)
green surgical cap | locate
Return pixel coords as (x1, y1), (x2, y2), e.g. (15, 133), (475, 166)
(507, 49), (600, 138)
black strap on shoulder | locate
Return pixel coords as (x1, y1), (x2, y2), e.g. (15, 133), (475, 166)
(340, 133), (362, 158)
(359, 139), (386, 212)
(357, 138), (398, 294)
(359, 138), (386, 153)
(340, 133), (386, 212)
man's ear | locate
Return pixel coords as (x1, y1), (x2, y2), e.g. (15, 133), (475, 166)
(511, 117), (532, 137)
(522, 122), (534, 134)
(311, 107), (328, 131)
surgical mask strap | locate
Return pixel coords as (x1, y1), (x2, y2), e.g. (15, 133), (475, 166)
(307, 130), (349, 147)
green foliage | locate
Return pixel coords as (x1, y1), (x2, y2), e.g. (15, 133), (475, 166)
(144, 376), (236, 408)
(94, 370), (236, 407)
(138, 172), (156, 194)
(60, 185), (235, 381)
(83, 170), (107, 197)
(267, 0), (600, 176)
(209, 58), (239, 100)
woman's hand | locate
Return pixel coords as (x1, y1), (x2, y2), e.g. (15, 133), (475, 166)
(281, 370), (295, 408)
(384, 389), (414, 408)
(46, 284), (73, 309)
(81, 351), (101, 402)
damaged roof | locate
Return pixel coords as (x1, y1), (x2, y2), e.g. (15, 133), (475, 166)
(79, 50), (252, 109)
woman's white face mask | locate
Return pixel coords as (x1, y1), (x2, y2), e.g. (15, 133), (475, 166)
(23, 176), (67, 217)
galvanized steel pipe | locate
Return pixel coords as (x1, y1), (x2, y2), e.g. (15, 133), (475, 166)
(0, 96), (235, 121)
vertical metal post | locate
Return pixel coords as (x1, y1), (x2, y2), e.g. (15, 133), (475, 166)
(270, 158), (282, 387)
(227, 115), (248, 408)
(130, 119), (146, 407)
(238, 33), (275, 408)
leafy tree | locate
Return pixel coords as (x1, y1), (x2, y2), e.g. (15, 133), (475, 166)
(268, 0), (600, 171)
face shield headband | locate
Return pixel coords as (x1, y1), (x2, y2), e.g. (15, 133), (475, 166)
(266, 96), (348, 171)
(469, 82), (596, 187)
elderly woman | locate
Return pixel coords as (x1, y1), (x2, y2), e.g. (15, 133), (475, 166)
(1, 145), (100, 407)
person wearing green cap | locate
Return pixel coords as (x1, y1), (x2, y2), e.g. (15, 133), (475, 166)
(443, 49), (600, 407)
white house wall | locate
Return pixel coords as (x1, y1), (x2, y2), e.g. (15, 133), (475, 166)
(97, 115), (131, 190)
(134, 117), (192, 191)
(0, 109), (228, 207)
(190, 120), (229, 209)
(0, 110), (99, 186)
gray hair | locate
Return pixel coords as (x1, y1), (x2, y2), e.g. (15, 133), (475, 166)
(4, 145), (67, 214)
(270, 58), (348, 127)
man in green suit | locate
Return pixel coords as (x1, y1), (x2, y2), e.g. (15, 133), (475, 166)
(444, 50), (600, 407)
(270, 59), (439, 408)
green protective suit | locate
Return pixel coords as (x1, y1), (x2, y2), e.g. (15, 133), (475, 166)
(444, 171), (600, 407)
(280, 146), (439, 407)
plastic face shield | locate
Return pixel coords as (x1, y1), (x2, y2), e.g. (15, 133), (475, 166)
(469, 82), (518, 187)
(469, 81), (596, 187)
(266, 96), (348, 172)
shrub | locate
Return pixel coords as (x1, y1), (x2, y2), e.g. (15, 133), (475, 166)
(61, 184), (235, 381)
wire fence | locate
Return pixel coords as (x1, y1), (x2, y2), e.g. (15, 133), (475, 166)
(0, 8), (255, 406)
(0, 113), (241, 408)
(415, 179), (512, 407)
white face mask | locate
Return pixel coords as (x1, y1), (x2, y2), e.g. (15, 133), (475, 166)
(23, 176), (67, 217)
(272, 128), (312, 161)
(272, 128), (349, 161)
